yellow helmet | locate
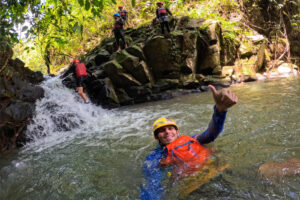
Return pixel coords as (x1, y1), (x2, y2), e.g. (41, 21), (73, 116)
(153, 117), (178, 134)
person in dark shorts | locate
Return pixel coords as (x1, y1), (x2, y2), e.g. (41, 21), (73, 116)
(61, 59), (90, 104)
(156, 1), (172, 34)
(113, 13), (127, 51)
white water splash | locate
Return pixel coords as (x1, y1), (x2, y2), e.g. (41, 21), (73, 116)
(24, 77), (118, 152)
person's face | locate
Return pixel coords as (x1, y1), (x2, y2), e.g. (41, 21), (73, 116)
(119, 7), (123, 11)
(114, 16), (119, 20)
(155, 125), (179, 145)
(157, 3), (162, 7)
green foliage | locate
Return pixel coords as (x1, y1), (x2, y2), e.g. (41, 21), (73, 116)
(132, 0), (136, 7)
(291, 14), (300, 31)
(10, 0), (271, 74)
(3, 0), (122, 74)
(0, 0), (39, 44)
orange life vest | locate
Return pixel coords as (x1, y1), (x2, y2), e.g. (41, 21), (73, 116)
(161, 135), (211, 177)
(75, 63), (87, 78)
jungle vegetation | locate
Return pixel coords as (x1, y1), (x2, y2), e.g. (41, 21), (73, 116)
(1, 0), (299, 74)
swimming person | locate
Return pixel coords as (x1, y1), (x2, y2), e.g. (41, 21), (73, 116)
(140, 85), (238, 199)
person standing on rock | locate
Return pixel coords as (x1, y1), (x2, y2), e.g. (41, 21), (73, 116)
(140, 85), (238, 199)
(113, 13), (127, 51)
(156, 1), (172, 34)
(118, 6), (128, 27)
(61, 59), (90, 104)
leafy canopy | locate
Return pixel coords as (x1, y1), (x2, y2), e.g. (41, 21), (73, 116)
(0, 0), (118, 44)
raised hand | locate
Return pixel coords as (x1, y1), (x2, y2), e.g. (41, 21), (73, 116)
(208, 85), (238, 112)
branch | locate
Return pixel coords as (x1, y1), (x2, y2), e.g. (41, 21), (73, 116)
(277, 47), (288, 60)
(280, 10), (291, 62)
(0, 57), (9, 74)
(56, 52), (73, 58)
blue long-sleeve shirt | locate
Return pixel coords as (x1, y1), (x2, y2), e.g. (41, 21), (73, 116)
(140, 105), (227, 200)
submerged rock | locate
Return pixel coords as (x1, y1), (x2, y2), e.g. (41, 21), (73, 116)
(259, 158), (300, 181)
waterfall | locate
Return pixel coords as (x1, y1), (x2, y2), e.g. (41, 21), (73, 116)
(24, 76), (116, 152)
(23, 76), (159, 154)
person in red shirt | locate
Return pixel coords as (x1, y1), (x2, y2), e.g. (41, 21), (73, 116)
(118, 6), (128, 26)
(62, 59), (90, 104)
(156, 1), (173, 34)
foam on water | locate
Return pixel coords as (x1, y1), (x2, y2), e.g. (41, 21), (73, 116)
(24, 76), (119, 153)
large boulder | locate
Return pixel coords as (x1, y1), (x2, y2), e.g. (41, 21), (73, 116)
(3, 102), (35, 122)
(125, 45), (145, 61)
(83, 54), (97, 68)
(115, 88), (133, 105)
(113, 50), (140, 73)
(181, 31), (198, 74)
(152, 79), (180, 93)
(143, 36), (180, 79)
(180, 74), (201, 89)
(115, 72), (142, 88)
(131, 61), (154, 84)
(102, 60), (141, 88)
(177, 16), (205, 29)
(125, 85), (152, 100)
(198, 44), (222, 75)
(103, 60), (124, 75)
(87, 78), (120, 107)
(0, 47), (44, 152)
(95, 49), (111, 66)
(196, 20), (223, 75)
(8, 58), (44, 84)
(204, 20), (222, 44)
(259, 158), (300, 181)
(84, 49), (111, 69)
(221, 36), (239, 66)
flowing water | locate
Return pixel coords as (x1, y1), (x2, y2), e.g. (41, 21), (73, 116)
(0, 76), (299, 200)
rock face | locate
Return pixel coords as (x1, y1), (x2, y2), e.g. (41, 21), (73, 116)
(241, 0), (300, 66)
(0, 41), (44, 153)
(62, 17), (244, 108)
(61, 16), (281, 108)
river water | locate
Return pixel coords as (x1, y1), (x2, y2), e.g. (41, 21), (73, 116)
(0, 76), (299, 200)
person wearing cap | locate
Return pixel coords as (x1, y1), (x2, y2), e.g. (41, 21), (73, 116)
(140, 85), (238, 199)
(156, 1), (172, 34)
(113, 13), (127, 51)
(118, 6), (128, 26)
(61, 59), (91, 104)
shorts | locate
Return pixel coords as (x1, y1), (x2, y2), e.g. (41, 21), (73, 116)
(159, 15), (169, 23)
(76, 76), (86, 87)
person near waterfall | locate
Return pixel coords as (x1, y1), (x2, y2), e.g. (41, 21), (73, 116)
(61, 59), (90, 104)
(156, 1), (172, 34)
(140, 85), (238, 199)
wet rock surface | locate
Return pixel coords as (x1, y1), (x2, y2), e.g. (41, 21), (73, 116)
(0, 41), (44, 153)
(62, 17), (242, 108)
(60, 16), (299, 110)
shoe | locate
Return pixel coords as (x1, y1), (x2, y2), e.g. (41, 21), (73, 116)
(84, 100), (90, 104)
